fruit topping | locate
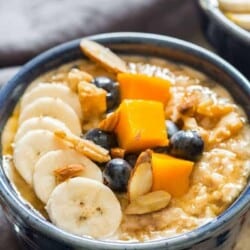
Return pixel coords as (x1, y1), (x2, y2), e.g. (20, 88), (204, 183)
(151, 153), (194, 197)
(117, 73), (171, 106)
(169, 130), (204, 161)
(84, 128), (118, 150)
(165, 120), (179, 139)
(93, 76), (120, 111)
(103, 158), (132, 192)
(115, 100), (168, 152)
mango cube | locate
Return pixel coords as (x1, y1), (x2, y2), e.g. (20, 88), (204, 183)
(117, 73), (171, 106)
(151, 153), (194, 197)
(115, 100), (168, 152)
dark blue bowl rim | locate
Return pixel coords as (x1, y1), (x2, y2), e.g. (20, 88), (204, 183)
(0, 32), (250, 249)
(199, 0), (250, 43)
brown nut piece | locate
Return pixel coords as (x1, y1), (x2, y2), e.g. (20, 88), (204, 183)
(54, 164), (85, 183)
(125, 190), (171, 215)
(78, 81), (107, 120)
(99, 110), (120, 132)
(128, 150), (153, 201)
(68, 68), (93, 92)
(80, 39), (128, 74)
(54, 130), (110, 163)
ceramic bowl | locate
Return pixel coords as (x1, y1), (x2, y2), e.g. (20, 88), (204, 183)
(0, 32), (250, 250)
(198, 0), (250, 79)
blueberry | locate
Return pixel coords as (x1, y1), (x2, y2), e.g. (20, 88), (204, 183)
(169, 130), (204, 161)
(92, 76), (120, 111)
(103, 158), (132, 192)
(165, 120), (179, 139)
(84, 128), (118, 150)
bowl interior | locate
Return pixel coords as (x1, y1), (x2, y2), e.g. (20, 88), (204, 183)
(0, 33), (250, 249)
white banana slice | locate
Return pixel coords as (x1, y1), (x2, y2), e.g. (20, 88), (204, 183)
(19, 97), (81, 135)
(13, 130), (68, 185)
(227, 13), (250, 30)
(15, 117), (71, 142)
(33, 149), (103, 204)
(20, 83), (82, 119)
(46, 177), (122, 239)
(219, 0), (250, 13)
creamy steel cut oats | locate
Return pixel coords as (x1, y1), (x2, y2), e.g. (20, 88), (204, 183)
(1, 40), (250, 242)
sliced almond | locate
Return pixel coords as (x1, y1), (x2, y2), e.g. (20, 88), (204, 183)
(54, 164), (85, 183)
(80, 39), (128, 73)
(128, 150), (153, 201)
(125, 190), (171, 215)
(54, 130), (110, 163)
(99, 110), (120, 132)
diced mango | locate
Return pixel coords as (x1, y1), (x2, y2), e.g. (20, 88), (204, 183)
(115, 100), (168, 152)
(117, 73), (171, 106)
(151, 153), (194, 197)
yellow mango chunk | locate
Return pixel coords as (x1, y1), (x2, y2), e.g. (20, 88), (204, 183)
(151, 153), (194, 197)
(117, 73), (171, 106)
(115, 100), (168, 152)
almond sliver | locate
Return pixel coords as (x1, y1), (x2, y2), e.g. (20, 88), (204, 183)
(128, 150), (153, 201)
(54, 164), (85, 183)
(80, 39), (128, 73)
(125, 190), (171, 215)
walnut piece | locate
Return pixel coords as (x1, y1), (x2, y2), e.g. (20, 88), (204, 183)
(78, 81), (107, 120)
(209, 112), (243, 143)
(197, 100), (234, 117)
(68, 68), (93, 92)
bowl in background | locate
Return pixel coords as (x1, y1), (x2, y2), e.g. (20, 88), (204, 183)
(198, 0), (250, 79)
(0, 32), (250, 250)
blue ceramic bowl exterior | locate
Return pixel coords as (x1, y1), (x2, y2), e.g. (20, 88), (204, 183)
(198, 0), (250, 79)
(0, 32), (250, 250)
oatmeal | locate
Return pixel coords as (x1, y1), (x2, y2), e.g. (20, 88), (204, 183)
(1, 40), (250, 241)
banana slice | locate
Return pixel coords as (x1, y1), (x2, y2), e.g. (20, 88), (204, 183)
(46, 177), (122, 239)
(20, 83), (82, 119)
(33, 149), (103, 203)
(15, 117), (71, 142)
(13, 130), (68, 185)
(226, 13), (250, 30)
(19, 97), (81, 135)
(219, 0), (250, 13)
